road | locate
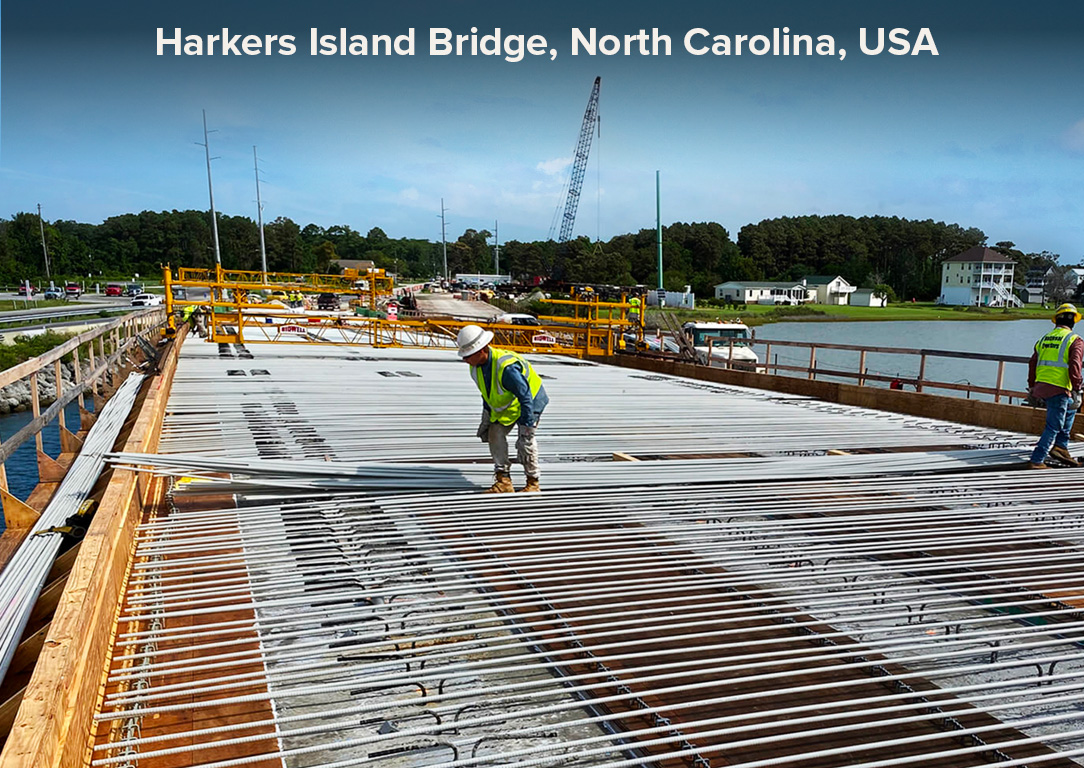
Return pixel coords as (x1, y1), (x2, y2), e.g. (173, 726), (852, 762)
(0, 292), (149, 336)
(414, 293), (502, 321)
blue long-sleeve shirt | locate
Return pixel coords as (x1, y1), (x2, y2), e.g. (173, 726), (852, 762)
(479, 357), (549, 426)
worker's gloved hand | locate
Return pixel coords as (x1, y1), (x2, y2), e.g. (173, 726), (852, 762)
(476, 421), (490, 442)
(1072, 390), (1083, 411)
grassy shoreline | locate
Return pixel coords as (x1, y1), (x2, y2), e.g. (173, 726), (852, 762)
(651, 302), (1058, 328)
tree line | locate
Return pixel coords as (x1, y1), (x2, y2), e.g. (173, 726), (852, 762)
(0, 209), (1065, 300)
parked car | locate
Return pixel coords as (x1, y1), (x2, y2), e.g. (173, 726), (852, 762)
(317, 293), (339, 311)
(105, 284), (124, 297)
(125, 283), (144, 297)
(130, 293), (163, 307)
(64, 282), (82, 298)
(494, 313), (540, 326)
(267, 291), (290, 303)
(43, 288), (63, 300)
(17, 285), (38, 296)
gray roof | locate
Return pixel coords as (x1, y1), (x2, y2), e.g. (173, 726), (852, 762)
(715, 281), (808, 290)
(942, 246), (1016, 264)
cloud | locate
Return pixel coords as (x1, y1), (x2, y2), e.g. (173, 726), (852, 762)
(1062, 119), (1084, 153)
(536, 157), (570, 176)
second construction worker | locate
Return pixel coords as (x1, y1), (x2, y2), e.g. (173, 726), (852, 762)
(457, 325), (549, 493)
(1027, 302), (1083, 468)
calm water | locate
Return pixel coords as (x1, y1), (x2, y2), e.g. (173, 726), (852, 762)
(754, 318), (1050, 401)
(0, 400), (92, 503)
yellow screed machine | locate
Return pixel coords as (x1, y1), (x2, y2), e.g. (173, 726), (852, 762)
(163, 266), (645, 358)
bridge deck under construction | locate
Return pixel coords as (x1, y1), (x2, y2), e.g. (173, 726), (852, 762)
(36, 342), (1084, 767)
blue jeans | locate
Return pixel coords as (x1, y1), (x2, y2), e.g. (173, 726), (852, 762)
(1031, 393), (1077, 463)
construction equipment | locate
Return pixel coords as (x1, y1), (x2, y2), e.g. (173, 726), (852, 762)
(165, 265), (651, 358)
(658, 312), (698, 362)
(556, 77), (601, 243)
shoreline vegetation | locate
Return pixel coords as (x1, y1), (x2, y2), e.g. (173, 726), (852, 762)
(649, 301), (1057, 328)
(0, 331), (81, 414)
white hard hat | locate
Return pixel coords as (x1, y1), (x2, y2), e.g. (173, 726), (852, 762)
(457, 325), (493, 358)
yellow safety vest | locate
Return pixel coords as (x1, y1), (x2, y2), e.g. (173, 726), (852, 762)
(181, 305), (195, 321)
(1035, 327), (1080, 391)
(472, 347), (543, 426)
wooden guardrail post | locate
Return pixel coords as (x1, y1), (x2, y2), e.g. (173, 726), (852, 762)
(53, 360), (65, 435)
(72, 345), (83, 411)
(995, 360), (1005, 404)
(808, 346), (817, 380)
(858, 350), (867, 387)
(917, 353), (927, 393)
(29, 373), (41, 454)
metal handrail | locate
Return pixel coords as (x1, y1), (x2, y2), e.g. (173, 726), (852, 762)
(701, 337), (1032, 403)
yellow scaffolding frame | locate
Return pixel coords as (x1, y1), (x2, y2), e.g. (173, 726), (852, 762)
(168, 264), (395, 312)
(164, 266), (645, 358)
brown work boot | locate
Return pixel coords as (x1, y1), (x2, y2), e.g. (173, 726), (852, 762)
(483, 472), (515, 493)
(520, 477), (541, 493)
(1026, 462), (1049, 470)
(1049, 446), (1081, 466)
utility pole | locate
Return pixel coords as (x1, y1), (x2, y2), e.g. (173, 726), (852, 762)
(440, 198), (448, 280)
(198, 110), (222, 266)
(38, 204), (51, 280)
(656, 171), (663, 292)
(493, 220), (499, 274)
(253, 146), (267, 281)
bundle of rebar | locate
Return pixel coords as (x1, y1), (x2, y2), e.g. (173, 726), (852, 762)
(111, 447), (1032, 496)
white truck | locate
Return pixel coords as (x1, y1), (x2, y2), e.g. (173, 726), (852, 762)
(682, 321), (759, 369)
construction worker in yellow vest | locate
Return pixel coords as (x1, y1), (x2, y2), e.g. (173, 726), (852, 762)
(457, 325), (549, 493)
(628, 295), (641, 326)
(1027, 302), (1083, 468)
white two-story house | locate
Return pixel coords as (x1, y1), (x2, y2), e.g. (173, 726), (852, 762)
(939, 247), (1021, 307)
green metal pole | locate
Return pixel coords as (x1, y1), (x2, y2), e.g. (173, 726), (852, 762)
(656, 171), (663, 292)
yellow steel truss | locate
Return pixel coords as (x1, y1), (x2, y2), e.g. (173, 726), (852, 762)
(167, 264), (395, 311)
(164, 266), (645, 357)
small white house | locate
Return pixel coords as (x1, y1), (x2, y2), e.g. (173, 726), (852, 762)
(803, 275), (856, 305)
(714, 281), (812, 305)
(939, 246), (1021, 307)
(1068, 267), (1084, 289)
(850, 288), (888, 308)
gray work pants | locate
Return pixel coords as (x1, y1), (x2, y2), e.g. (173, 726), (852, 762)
(488, 421), (540, 479)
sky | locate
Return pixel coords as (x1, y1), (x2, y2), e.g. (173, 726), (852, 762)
(2, 1), (1084, 261)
